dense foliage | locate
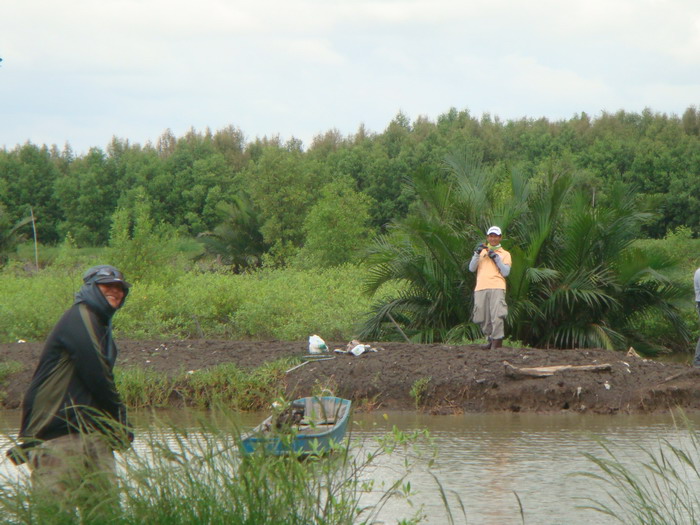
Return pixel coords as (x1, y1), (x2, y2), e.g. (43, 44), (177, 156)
(1, 107), (699, 351)
(2, 107), (700, 263)
(359, 152), (691, 353)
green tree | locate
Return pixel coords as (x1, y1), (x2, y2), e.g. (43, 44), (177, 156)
(198, 192), (268, 271)
(240, 142), (330, 263)
(54, 148), (115, 246)
(294, 178), (375, 269)
(108, 189), (177, 282)
(0, 144), (63, 244)
(0, 205), (32, 265)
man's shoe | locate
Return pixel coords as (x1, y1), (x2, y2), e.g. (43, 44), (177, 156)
(490, 339), (503, 349)
(479, 339), (492, 350)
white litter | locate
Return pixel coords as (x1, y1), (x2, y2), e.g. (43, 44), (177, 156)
(350, 344), (368, 356)
(308, 334), (328, 354)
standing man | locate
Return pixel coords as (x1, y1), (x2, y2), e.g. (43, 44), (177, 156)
(7, 265), (133, 514)
(469, 226), (512, 349)
(694, 267), (700, 367)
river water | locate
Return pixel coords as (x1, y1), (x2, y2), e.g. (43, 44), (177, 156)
(2, 409), (699, 524)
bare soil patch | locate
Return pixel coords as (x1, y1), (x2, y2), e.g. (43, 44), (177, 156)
(2, 339), (699, 414)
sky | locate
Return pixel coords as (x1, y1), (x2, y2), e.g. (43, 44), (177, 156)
(2, 0), (700, 154)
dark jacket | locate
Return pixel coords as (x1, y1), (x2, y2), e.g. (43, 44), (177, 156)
(18, 280), (129, 444)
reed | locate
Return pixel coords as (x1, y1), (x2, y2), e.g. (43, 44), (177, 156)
(578, 417), (700, 524)
(0, 416), (434, 524)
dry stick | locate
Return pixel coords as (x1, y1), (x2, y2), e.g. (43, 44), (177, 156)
(503, 361), (612, 379)
(386, 312), (412, 343)
(655, 371), (685, 386)
(285, 361), (311, 374)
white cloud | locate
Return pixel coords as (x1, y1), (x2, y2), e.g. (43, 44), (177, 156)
(2, 0), (700, 152)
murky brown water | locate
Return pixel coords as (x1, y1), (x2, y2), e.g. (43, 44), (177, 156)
(2, 409), (698, 524)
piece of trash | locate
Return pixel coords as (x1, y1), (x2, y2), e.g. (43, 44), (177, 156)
(350, 344), (367, 356)
(604, 381), (611, 390)
(304, 356), (335, 362)
(308, 334), (328, 354)
(335, 340), (379, 356)
(286, 361), (311, 374)
(345, 339), (361, 351)
(17, 339), (26, 343)
(626, 347), (641, 358)
(303, 354), (335, 361)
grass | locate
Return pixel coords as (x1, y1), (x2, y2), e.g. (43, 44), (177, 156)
(578, 415), (700, 524)
(0, 361), (22, 383)
(0, 415), (438, 525)
(115, 358), (298, 410)
(0, 360), (23, 403)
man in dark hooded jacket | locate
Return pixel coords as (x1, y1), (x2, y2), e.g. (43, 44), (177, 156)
(8, 265), (132, 508)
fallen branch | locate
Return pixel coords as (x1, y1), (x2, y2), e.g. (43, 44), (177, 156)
(654, 371), (685, 386)
(504, 361), (612, 379)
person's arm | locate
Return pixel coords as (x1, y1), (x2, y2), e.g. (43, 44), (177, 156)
(488, 251), (511, 277)
(469, 252), (480, 273)
(469, 243), (485, 273)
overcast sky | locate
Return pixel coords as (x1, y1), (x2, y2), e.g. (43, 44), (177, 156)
(2, 0), (699, 154)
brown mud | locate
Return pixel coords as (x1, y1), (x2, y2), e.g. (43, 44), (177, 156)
(2, 340), (700, 414)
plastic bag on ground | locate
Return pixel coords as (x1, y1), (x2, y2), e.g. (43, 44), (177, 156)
(308, 334), (328, 354)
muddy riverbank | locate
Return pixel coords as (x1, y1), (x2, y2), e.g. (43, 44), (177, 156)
(2, 339), (699, 414)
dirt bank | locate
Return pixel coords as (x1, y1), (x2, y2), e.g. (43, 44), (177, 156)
(2, 339), (699, 414)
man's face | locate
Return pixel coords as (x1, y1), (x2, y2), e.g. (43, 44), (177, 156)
(98, 283), (125, 309)
(487, 234), (502, 246)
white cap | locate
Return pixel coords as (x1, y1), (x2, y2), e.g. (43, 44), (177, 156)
(487, 226), (502, 236)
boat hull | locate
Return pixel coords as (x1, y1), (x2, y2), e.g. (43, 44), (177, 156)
(240, 396), (352, 456)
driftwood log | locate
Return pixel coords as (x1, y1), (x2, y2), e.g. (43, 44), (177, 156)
(504, 360), (612, 379)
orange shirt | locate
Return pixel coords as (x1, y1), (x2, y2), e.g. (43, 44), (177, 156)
(474, 247), (511, 291)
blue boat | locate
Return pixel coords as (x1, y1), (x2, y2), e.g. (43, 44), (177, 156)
(240, 396), (352, 456)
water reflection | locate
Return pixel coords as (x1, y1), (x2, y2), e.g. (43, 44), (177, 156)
(2, 410), (698, 524)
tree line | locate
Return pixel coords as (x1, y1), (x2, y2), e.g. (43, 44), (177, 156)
(1, 106), (700, 269)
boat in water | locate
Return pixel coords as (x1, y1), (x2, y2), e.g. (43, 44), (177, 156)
(240, 396), (352, 456)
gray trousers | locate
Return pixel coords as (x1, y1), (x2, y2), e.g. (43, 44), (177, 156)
(472, 289), (508, 340)
(694, 303), (700, 367)
(28, 433), (118, 516)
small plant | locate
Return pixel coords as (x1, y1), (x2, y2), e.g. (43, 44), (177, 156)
(409, 376), (432, 409)
(0, 360), (22, 383)
(311, 376), (340, 398)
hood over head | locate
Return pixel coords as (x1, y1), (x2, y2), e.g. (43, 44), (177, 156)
(74, 265), (130, 318)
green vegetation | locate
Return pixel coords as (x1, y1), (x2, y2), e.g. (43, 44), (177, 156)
(360, 152), (693, 354)
(0, 360), (22, 403)
(0, 360), (22, 383)
(0, 418), (437, 525)
(3, 108), (700, 253)
(409, 377), (432, 409)
(0, 263), (389, 343)
(1, 107), (700, 354)
(580, 419), (700, 524)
